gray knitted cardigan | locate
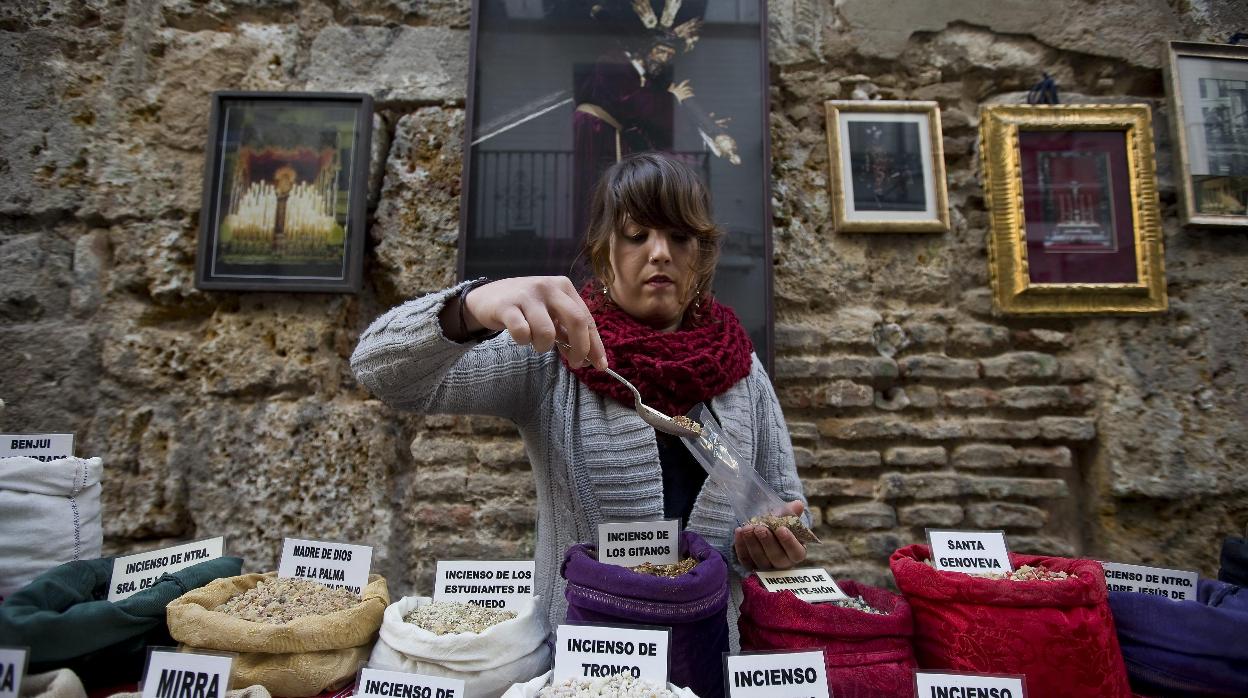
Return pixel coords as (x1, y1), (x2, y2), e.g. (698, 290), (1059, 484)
(350, 281), (807, 637)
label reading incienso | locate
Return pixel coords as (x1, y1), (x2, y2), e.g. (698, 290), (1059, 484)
(553, 624), (670, 685)
(597, 520), (680, 568)
(433, 560), (536, 611)
(1101, 561), (1198, 601)
(755, 567), (848, 603)
(356, 667), (464, 698)
(277, 538), (372, 597)
(726, 650), (828, 698)
(109, 538), (226, 602)
(927, 530), (1012, 575)
(915, 671), (1026, 698)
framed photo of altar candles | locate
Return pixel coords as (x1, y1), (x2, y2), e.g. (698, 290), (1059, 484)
(195, 92), (373, 292)
(978, 104), (1166, 316)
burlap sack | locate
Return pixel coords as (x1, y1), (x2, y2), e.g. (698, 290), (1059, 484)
(166, 572), (388, 697)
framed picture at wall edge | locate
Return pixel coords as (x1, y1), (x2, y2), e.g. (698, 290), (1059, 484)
(1165, 40), (1248, 228)
(458, 0), (775, 367)
(195, 91), (372, 292)
(979, 104), (1166, 316)
(824, 100), (950, 233)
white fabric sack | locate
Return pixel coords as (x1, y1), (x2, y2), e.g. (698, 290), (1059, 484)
(0, 456), (102, 598)
(20, 669), (87, 698)
(370, 595), (552, 698)
(501, 670), (699, 698)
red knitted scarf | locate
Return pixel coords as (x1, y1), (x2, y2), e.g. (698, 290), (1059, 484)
(562, 282), (754, 418)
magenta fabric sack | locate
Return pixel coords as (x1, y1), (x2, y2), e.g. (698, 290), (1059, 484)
(561, 530), (729, 698)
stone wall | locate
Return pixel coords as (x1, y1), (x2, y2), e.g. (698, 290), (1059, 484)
(2, 0), (1246, 594)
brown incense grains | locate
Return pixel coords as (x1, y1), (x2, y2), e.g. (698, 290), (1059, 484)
(746, 514), (819, 544)
(632, 557), (698, 577)
(214, 578), (360, 624)
(404, 601), (516, 635)
(823, 594), (886, 615)
(672, 416), (702, 435)
(924, 559), (1077, 581)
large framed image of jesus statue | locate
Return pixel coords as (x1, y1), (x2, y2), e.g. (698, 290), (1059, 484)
(459, 0), (774, 365)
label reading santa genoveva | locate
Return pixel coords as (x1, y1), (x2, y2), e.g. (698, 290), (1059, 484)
(277, 538), (372, 597)
(356, 667), (464, 698)
(433, 560), (536, 611)
(726, 650), (828, 698)
(1100, 561), (1198, 601)
(0, 648), (28, 698)
(0, 434), (74, 461)
(754, 567), (848, 603)
(927, 530), (1012, 575)
(597, 520), (680, 568)
(553, 624), (670, 685)
(140, 649), (233, 698)
(109, 537), (226, 602)
(914, 671), (1026, 698)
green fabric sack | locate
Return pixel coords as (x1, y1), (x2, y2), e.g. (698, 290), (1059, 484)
(0, 556), (243, 688)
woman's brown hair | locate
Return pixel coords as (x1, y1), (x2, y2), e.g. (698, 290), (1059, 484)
(581, 152), (723, 309)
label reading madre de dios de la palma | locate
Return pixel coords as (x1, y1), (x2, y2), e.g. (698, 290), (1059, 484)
(277, 538), (372, 597)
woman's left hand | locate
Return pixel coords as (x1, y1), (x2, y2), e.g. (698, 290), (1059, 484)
(733, 500), (809, 571)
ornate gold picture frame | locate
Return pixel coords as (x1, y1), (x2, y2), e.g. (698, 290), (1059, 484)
(1165, 40), (1248, 228)
(824, 100), (950, 233)
(979, 105), (1166, 315)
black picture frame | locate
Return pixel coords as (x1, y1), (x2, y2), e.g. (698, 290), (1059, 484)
(458, 0), (775, 369)
(195, 91), (372, 293)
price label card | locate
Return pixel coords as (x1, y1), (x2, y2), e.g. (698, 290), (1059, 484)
(915, 671), (1026, 698)
(109, 538), (225, 602)
(0, 434), (74, 461)
(0, 648), (28, 698)
(927, 529), (1012, 575)
(356, 667), (464, 698)
(597, 520), (680, 568)
(755, 567), (847, 602)
(553, 624), (670, 685)
(277, 538), (372, 596)
(726, 650), (828, 698)
(1101, 561), (1198, 601)
(433, 560), (536, 611)
(140, 649), (233, 698)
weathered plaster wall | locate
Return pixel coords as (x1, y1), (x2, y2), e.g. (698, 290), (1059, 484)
(1, 0), (1246, 593)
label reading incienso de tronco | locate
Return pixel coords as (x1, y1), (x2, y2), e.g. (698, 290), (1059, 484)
(0, 648), (28, 698)
(0, 434), (74, 461)
(927, 530), (1012, 575)
(754, 567), (848, 603)
(140, 649), (233, 698)
(597, 520), (680, 568)
(1100, 561), (1198, 601)
(553, 624), (670, 685)
(356, 667), (464, 698)
(915, 671), (1026, 698)
(726, 650), (828, 698)
(277, 538), (372, 597)
(109, 537), (226, 602)
(433, 560), (536, 611)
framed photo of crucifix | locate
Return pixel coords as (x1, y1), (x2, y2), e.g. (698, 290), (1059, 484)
(979, 104), (1166, 316)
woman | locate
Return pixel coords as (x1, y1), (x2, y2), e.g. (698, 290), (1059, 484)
(350, 152), (809, 639)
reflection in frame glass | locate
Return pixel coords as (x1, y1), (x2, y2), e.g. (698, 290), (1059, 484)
(979, 105), (1166, 316)
(1165, 41), (1248, 228)
(823, 100), (949, 233)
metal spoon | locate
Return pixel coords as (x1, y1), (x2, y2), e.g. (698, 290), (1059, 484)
(555, 340), (700, 438)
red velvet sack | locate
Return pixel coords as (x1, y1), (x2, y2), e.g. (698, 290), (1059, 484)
(890, 544), (1132, 697)
(738, 575), (917, 698)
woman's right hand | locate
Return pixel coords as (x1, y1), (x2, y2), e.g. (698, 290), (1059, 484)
(446, 276), (609, 370)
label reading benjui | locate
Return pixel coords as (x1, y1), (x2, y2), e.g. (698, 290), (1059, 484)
(141, 649), (233, 698)
(0, 434), (74, 461)
(727, 650), (828, 698)
(755, 567), (848, 603)
(928, 530), (1012, 575)
(433, 560), (535, 611)
(915, 671), (1026, 698)
(0, 648), (27, 698)
(553, 624), (669, 685)
(1101, 561), (1198, 601)
(109, 537), (226, 602)
(357, 667), (464, 698)
(277, 538), (372, 597)
(597, 520), (679, 568)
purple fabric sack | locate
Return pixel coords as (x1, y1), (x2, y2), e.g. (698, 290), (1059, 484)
(1109, 578), (1248, 697)
(562, 530), (729, 698)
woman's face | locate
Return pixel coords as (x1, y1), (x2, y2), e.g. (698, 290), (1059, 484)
(608, 221), (697, 332)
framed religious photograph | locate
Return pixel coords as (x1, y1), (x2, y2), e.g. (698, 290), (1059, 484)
(460, 0), (774, 365)
(195, 92), (372, 292)
(1165, 41), (1248, 228)
(824, 100), (949, 233)
(979, 105), (1166, 315)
